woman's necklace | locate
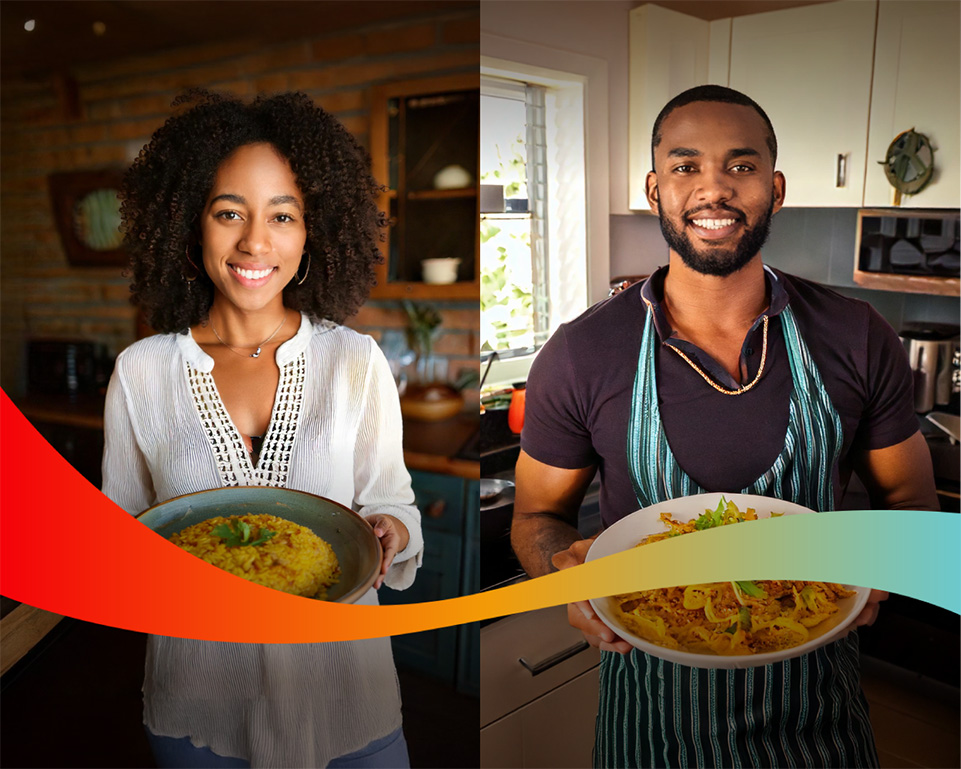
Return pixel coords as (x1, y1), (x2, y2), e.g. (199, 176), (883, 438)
(667, 315), (769, 396)
(210, 312), (288, 359)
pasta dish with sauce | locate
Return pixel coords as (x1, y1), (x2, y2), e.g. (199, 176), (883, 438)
(611, 499), (855, 656)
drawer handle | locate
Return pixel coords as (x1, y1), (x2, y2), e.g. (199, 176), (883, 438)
(518, 640), (590, 676)
(835, 153), (847, 188)
(425, 500), (446, 518)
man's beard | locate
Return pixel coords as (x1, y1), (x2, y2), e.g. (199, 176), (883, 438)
(657, 200), (775, 277)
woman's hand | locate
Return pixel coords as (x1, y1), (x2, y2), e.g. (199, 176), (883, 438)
(368, 514), (410, 589)
(552, 539), (633, 655)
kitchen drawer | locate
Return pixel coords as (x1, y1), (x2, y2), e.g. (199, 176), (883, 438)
(481, 665), (600, 768)
(480, 604), (600, 727)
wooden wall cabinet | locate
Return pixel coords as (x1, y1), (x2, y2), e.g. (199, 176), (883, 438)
(369, 74), (480, 298)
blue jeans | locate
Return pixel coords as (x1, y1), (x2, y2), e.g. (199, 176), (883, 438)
(146, 726), (410, 769)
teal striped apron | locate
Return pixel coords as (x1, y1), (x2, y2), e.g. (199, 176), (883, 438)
(596, 305), (878, 769)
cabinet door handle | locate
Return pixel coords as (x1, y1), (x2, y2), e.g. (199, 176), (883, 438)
(836, 153), (847, 188)
(425, 499), (446, 518)
(518, 640), (590, 676)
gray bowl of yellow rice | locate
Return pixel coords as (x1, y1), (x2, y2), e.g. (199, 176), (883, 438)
(137, 487), (381, 603)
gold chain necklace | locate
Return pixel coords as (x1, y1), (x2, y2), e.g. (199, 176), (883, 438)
(210, 313), (287, 359)
(667, 315), (769, 396)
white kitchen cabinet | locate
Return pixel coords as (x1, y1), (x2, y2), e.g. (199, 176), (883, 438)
(630, 0), (960, 210)
(863, 0), (961, 209)
(628, 4), (731, 210)
(480, 604), (601, 768)
(481, 666), (600, 768)
(728, 0), (877, 207)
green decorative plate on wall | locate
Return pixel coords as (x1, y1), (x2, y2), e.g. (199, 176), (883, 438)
(879, 128), (935, 205)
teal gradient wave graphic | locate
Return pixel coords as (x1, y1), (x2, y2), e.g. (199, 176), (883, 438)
(591, 509), (959, 615)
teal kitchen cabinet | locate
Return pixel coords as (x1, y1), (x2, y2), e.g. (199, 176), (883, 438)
(379, 471), (479, 692)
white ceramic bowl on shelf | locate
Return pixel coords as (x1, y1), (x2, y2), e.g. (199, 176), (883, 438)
(421, 258), (460, 284)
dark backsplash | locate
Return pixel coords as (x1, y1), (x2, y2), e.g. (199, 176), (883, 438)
(480, 408), (519, 463)
(609, 209), (960, 332)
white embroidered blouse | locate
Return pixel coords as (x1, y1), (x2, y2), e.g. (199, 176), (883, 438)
(101, 314), (423, 768)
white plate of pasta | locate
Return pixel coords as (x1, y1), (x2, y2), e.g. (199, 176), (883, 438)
(586, 493), (870, 669)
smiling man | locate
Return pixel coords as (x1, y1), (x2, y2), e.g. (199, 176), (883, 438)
(511, 85), (938, 768)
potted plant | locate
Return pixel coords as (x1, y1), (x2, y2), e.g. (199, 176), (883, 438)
(400, 300), (473, 421)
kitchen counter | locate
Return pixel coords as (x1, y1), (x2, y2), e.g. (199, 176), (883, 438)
(402, 412), (480, 479)
(12, 393), (480, 479)
(0, 601), (63, 677)
(14, 392), (106, 430)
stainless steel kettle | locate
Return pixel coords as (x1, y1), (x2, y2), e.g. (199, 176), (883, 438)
(900, 328), (959, 413)
(936, 336), (961, 409)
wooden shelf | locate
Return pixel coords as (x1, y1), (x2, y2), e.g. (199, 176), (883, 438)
(408, 188), (476, 201)
(852, 271), (960, 296)
(371, 281), (479, 300)
(853, 209), (960, 296)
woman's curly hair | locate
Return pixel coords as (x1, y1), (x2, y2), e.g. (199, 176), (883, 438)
(121, 89), (385, 332)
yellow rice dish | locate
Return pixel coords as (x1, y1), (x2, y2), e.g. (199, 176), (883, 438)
(612, 500), (854, 656)
(170, 514), (340, 598)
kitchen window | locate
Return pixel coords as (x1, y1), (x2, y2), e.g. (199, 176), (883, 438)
(479, 66), (593, 387)
(480, 78), (549, 356)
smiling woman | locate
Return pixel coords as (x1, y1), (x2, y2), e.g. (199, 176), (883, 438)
(105, 90), (423, 769)
(123, 90), (384, 333)
(200, 144), (307, 318)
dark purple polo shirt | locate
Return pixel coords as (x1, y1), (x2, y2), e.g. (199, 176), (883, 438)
(521, 266), (919, 526)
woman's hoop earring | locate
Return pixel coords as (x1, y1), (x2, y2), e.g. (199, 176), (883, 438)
(297, 251), (311, 286)
(183, 245), (199, 283)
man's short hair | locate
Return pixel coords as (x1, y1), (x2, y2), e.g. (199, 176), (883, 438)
(650, 85), (778, 170)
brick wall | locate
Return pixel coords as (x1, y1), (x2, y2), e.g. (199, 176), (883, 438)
(1, 8), (479, 401)
(351, 300), (479, 398)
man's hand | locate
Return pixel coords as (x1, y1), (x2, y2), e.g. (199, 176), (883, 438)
(552, 539), (633, 655)
(367, 514), (409, 589)
(852, 589), (888, 629)
(511, 451), (596, 577)
(512, 451), (632, 653)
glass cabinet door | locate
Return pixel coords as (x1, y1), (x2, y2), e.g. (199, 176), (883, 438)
(370, 74), (479, 298)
